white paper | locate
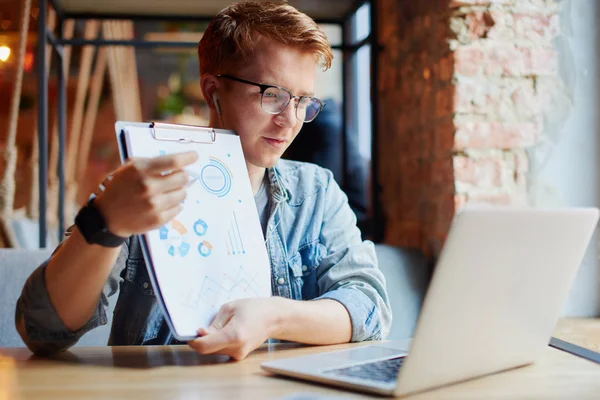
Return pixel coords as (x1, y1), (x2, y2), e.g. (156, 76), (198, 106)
(123, 125), (272, 338)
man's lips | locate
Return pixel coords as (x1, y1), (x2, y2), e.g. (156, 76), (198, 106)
(263, 137), (288, 148)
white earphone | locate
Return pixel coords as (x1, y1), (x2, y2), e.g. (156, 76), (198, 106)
(212, 92), (221, 116)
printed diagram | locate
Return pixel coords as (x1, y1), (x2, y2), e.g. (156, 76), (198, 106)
(159, 220), (191, 257)
(193, 219), (208, 236)
(196, 157), (233, 198)
(156, 152), (243, 260)
(193, 219), (213, 257)
(226, 211), (246, 255)
(183, 266), (263, 310)
(198, 241), (213, 257)
(161, 218), (214, 258)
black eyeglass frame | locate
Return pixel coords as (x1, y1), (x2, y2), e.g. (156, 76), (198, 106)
(216, 74), (325, 122)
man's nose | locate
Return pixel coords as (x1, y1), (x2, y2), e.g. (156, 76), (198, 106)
(273, 99), (297, 127)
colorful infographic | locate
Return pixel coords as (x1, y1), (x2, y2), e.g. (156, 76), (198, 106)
(200, 157), (233, 198)
(159, 219), (191, 257)
(123, 125), (271, 338)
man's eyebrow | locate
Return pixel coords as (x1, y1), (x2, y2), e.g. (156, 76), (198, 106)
(261, 77), (314, 96)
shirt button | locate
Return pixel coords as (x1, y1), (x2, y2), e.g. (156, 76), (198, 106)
(142, 282), (149, 289)
(277, 277), (285, 285)
(302, 265), (308, 272)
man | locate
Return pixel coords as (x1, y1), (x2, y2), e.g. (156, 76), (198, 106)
(16, 1), (391, 360)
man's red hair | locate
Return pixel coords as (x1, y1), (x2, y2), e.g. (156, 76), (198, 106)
(198, 1), (333, 75)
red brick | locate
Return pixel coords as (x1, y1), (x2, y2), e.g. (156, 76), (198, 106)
(454, 122), (539, 149)
(431, 158), (455, 186)
(454, 78), (487, 114)
(421, 129), (434, 156)
(377, 0), (561, 260)
(433, 192), (456, 238)
(461, 11), (496, 40)
(520, 47), (558, 75)
(380, 64), (398, 92)
(454, 77), (542, 118)
(454, 46), (484, 76)
(454, 155), (504, 187)
(439, 53), (454, 81)
(449, 0), (512, 7)
(513, 12), (559, 41)
(433, 118), (456, 158)
(466, 193), (514, 205)
(401, 131), (421, 158)
(435, 89), (453, 118)
(455, 44), (555, 78)
(483, 45), (524, 76)
(419, 85), (434, 124)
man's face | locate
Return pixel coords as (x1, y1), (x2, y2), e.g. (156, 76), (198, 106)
(215, 37), (318, 169)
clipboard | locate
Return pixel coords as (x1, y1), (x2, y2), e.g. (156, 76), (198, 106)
(114, 121), (272, 341)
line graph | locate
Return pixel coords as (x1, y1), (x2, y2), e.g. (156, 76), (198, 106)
(183, 266), (262, 310)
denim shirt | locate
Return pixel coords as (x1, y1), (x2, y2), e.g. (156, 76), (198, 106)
(16, 160), (392, 355)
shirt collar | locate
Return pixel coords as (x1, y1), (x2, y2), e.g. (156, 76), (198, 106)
(267, 163), (291, 204)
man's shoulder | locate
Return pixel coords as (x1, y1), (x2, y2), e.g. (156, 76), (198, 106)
(274, 159), (336, 204)
(276, 159), (333, 184)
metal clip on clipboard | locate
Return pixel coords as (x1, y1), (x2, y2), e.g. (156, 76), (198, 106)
(150, 122), (217, 144)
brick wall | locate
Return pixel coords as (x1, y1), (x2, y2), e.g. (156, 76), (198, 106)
(377, 0), (560, 258)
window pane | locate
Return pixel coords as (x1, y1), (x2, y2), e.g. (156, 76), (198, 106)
(356, 44), (372, 161)
(352, 3), (371, 44)
(318, 24), (342, 47)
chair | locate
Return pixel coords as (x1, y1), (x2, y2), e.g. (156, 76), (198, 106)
(0, 249), (116, 348)
(374, 244), (431, 340)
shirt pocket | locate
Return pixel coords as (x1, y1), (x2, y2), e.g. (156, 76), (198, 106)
(123, 258), (155, 296)
(287, 242), (326, 300)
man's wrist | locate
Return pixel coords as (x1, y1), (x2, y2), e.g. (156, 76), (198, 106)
(94, 194), (129, 238)
(267, 297), (290, 339)
(75, 197), (127, 247)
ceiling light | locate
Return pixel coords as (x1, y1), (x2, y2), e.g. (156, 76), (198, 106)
(0, 46), (10, 62)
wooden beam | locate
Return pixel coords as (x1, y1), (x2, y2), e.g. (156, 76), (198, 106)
(0, 0), (32, 248)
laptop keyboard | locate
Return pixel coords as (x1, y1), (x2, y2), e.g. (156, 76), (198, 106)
(325, 356), (405, 383)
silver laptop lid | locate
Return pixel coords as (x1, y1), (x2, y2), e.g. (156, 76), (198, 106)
(395, 207), (599, 396)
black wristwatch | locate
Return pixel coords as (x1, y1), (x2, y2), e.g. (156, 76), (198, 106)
(75, 198), (127, 247)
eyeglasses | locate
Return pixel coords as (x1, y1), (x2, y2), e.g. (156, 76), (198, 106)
(216, 74), (324, 123)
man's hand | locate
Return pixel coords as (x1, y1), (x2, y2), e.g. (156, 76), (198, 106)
(95, 152), (198, 237)
(188, 298), (282, 361)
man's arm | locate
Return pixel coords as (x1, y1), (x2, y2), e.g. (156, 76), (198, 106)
(306, 170), (391, 342)
(272, 297), (351, 343)
(188, 296), (350, 360)
(189, 170), (390, 360)
(15, 152), (197, 355)
(42, 228), (124, 331)
(15, 226), (128, 355)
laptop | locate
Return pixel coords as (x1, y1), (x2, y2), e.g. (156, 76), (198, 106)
(261, 207), (599, 397)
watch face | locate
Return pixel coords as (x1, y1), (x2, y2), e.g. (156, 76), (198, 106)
(76, 202), (123, 246)
(89, 229), (107, 244)
(77, 206), (101, 233)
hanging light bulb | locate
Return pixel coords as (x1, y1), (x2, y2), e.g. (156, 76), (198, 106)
(24, 51), (34, 71)
(0, 46), (10, 62)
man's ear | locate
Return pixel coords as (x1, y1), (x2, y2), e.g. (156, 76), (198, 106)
(200, 74), (220, 112)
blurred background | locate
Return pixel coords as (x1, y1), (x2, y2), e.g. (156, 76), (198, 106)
(1, 0), (600, 323)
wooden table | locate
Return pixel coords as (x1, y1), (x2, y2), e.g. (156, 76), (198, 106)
(2, 336), (600, 400)
(553, 317), (600, 353)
